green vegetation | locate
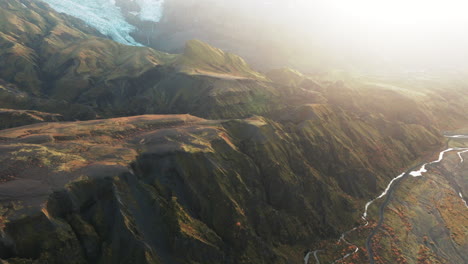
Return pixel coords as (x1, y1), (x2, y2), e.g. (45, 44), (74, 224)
(0, 0), (467, 263)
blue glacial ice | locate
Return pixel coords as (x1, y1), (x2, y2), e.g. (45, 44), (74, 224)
(40, 0), (165, 46)
(137, 0), (165, 22)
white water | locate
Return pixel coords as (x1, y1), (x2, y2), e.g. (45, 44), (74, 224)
(332, 247), (358, 264)
(445, 135), (468, 139)
(459, 192), (468, 208)
(304, 252), (311, 264)
(365, 148), (468, 219)
(457, 150), (468, 208)
(331, 234), (359, 264)
(458, 149), (468, 163)
(313, 250), (321, 264)
(408, 148), (455, 177)
(304, 250), (322, 264)
(312, 143), (468, 264)
(41, 0), (165, 46)
(363, 173), (405, 219)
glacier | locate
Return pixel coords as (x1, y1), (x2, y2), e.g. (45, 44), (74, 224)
(137, 0), (165, 22)
(40, 0), (165, 46)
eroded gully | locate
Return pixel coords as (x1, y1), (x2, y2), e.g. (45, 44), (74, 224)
(305, 136), (468, 264)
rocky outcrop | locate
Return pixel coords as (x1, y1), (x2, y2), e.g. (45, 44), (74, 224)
(2, 0), (468, 127)
(0, 108), (444, 263)
(0, 109), (63, 129)
(0, 2), (467, 264)
(0, 0), (279, 120)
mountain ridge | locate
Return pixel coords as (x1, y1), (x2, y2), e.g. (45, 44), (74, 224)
(0, 0), (468, 263)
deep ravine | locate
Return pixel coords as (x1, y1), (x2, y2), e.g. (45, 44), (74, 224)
(366, 146), (468, 264)
(306, 136), (468, 264)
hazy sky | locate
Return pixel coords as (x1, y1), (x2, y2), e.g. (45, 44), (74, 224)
(232, 0), (468, 70)
(40, 0), (468, 70)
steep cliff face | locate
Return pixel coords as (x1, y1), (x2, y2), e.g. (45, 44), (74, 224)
(329, 134), (468, 264)
(0, 0), (280, 120)
(0, 106), (444, 263)
(372, 147), (468, 264)
(119, 0), (306, 70)
(2, 0), (468, 126)
(1, 1), (468, 263)
(0, 109), (63, 129)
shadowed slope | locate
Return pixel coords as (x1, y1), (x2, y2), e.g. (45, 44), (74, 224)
(0, 105), (445, 263)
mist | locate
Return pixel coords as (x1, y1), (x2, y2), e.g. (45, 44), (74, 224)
(161, 0), (468, 72)
(37, 0), (468, 72)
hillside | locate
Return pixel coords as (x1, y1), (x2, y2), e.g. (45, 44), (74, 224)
(0, 110), (445, 263)
(0, 0), (274, 120)
(0, 1), (467, 263)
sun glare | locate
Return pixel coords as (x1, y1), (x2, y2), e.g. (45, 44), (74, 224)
(282, 0), (468, 68)
(326, 0), (467, 29)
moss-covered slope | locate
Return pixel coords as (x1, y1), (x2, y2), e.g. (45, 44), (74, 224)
(0, 0), (279, 120)
(0, 105), (445, 263)
(0, 108), (62, 129)
(2, 0), (468, 129)
(0, 1), (467, 263)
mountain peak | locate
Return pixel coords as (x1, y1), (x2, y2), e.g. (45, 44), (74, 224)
(174, 39), (266, 80)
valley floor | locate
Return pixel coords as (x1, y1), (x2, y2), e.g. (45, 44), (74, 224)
(308, 133), (468, 264)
